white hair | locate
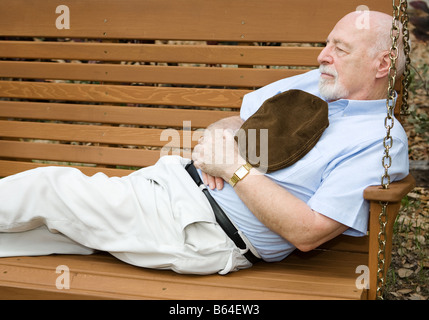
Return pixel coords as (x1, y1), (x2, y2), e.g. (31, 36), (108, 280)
(368, 13), (407, 76)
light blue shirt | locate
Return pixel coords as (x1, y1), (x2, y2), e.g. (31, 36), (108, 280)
(207, 69), (409, 262)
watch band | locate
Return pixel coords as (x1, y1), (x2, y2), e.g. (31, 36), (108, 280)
(228, 162), (253, 187)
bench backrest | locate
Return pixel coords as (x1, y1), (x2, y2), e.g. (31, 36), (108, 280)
(0, 0), (393, 178)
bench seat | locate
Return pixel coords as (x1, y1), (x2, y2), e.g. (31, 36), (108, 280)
(0, 249), (367, 300)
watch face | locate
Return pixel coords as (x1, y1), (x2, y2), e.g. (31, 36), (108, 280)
(235, 166), (249, 179)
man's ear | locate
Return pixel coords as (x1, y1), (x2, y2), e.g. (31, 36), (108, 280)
(375, 51), (391, 79)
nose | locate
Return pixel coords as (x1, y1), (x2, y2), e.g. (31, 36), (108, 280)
(317, 46), (333, 65)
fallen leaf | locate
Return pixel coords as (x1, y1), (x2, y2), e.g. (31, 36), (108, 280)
(409, 293), (427, 300)
(398, 268), (414, 278)
(416, 235), (426, 244)
(407, 192), (421, 199)
(397, 289), (413, 294)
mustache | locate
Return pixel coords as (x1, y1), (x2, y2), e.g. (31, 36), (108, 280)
(319, 65), (338, 78)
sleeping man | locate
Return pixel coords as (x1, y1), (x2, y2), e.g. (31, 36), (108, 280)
(0, 11), (409, 275)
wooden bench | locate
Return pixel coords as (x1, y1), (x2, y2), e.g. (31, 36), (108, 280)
(0, 0), (415, 300)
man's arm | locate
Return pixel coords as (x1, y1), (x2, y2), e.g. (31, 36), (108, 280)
(193, 126), (348, 252)
(230, 169), (348, 252)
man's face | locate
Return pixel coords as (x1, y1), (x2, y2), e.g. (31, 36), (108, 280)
(317, 16), (377, 101)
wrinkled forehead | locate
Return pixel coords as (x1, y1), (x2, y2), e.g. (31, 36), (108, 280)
(327, 14), (374, 48)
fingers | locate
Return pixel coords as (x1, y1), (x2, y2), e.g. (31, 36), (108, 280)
(214, 176), (225, 190)
(201, 170), (225, 190)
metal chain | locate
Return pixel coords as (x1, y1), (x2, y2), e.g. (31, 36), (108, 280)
(377, 0), (410, 300)
(382, 0), (411, 188)
(400, 0), (411, 116)
(381, 0), (401, 189)
(376, 202), (389, 300)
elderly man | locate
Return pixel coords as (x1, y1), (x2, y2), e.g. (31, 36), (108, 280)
(0, 11), (409, 275)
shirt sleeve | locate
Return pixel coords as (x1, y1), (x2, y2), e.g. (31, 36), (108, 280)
(307, 137), (409, 236)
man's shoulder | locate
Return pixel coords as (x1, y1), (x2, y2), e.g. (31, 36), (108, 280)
(240, 69), (321, 120)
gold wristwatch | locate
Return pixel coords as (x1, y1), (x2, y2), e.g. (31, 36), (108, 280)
(228, 162), (252, 187)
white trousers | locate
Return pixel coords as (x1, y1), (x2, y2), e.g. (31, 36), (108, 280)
(0, 156), (252, 274)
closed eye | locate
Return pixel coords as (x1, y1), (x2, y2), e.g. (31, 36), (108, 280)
(326, 38), (351, 55)
(335, 46), (348, 55)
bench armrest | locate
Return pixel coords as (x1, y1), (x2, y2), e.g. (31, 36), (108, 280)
(363, 174), (416, 203)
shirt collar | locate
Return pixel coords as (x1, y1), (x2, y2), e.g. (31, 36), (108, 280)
(326, 92), (397, 118)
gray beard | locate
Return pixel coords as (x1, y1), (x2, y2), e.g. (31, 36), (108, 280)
(318, 76), (349, 101)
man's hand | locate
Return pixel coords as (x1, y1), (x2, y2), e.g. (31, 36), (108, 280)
(192, 116), (245, 190)
(192, 129), (245, 185)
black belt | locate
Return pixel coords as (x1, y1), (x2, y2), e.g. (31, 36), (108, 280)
(185, 161), (261, 264)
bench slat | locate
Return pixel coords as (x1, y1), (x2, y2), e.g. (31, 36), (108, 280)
(0, 160), (133, 178)
(0, 252), (366, 300)
(0, 120), (191, 148)
(0, 101), (238, 128)
(0, 81), (249, 108)
(0, 140), (160, 168)
(0, 41), (322, 66)
(0, 61), (305, 88)
(0, 0), (390, 42)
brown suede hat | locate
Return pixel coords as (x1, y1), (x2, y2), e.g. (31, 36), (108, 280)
(235, 89), (329, 173)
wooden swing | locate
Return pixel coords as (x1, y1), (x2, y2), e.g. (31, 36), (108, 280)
(0, 0), (416, 300)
